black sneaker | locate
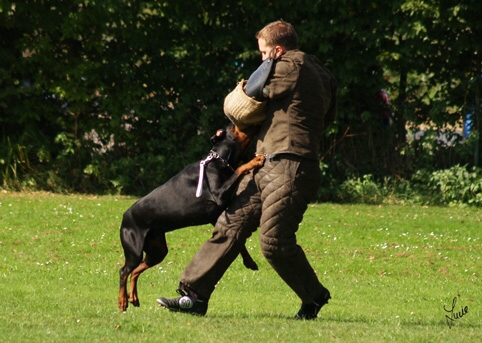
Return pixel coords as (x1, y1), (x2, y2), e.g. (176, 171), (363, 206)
(157, 290), (208, 316)
(294, 289), (331, 320)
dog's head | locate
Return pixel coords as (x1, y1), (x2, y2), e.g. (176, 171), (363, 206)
(210, 124), (258, 168)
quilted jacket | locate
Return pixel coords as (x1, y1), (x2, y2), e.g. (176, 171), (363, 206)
(256, 50), (337, 160)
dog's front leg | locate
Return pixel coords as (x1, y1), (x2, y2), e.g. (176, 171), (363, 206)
(213, 154), (265, 206)
(235, 154), (265, 176)
(239, 245), (259, 270)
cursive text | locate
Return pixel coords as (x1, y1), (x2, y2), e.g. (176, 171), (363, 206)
(444, 297), (468, 328)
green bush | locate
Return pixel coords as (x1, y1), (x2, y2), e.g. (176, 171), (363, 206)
(337, 174), (383, 204)
(335, 165), (482, 207)
(420, 165), (482, 206)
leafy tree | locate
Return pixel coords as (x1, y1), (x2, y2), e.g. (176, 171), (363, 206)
(1, 0), (481, 196)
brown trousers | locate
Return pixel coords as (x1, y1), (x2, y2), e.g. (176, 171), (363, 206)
(180, 154), (326, 303)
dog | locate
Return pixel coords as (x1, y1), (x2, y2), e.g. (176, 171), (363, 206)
(118, 124), (264, 312)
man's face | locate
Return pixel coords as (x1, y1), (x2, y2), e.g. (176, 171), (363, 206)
(258, 38), (274, 61)
(258, 38), (284, 61)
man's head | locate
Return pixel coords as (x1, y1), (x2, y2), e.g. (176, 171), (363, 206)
(256, 20), (298, 61)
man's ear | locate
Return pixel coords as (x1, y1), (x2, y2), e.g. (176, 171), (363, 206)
(274, 45), (285, 59)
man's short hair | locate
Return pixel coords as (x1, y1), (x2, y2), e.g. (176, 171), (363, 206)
(256, 20), (299, 50)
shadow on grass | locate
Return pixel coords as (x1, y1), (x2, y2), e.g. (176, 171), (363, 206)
(206, 312), (481, 329)
(328, 316), (481, 330)
(186, 312), (294, 321)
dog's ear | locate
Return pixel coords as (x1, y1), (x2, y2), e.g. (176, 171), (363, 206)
(210, 129), (226, 145)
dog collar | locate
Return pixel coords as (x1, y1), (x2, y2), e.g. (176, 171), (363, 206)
(195, 150), (234, 198)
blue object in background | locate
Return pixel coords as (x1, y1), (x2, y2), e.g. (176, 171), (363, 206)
(464, 113), (472, 139)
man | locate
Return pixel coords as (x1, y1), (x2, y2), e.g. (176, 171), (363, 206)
(157, 20), (337, 320)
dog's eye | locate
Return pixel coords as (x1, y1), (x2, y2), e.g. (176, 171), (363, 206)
(210, 129), (227, 145)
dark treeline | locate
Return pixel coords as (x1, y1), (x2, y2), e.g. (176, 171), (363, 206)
(1, 0), (481, 198)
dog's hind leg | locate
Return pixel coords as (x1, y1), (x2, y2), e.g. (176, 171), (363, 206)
(119, 255), (142, 311)
(118, 266), (130, 312)
(127, 261), (149, 307)
(118, 220), (146, 312)
(129, 233), (168, 307)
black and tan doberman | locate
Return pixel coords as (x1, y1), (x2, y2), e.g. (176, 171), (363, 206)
(118, 124), (264, 312)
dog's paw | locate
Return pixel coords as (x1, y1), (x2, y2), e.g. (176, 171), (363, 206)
(129, 298), (140, 307)
(118, 300), (128, 312)
(252, 154), (265, 167)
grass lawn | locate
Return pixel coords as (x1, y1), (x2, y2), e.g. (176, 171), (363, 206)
(0, 191), (480, 342)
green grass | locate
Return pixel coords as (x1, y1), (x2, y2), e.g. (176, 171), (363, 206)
(0, 191), (480, 342)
